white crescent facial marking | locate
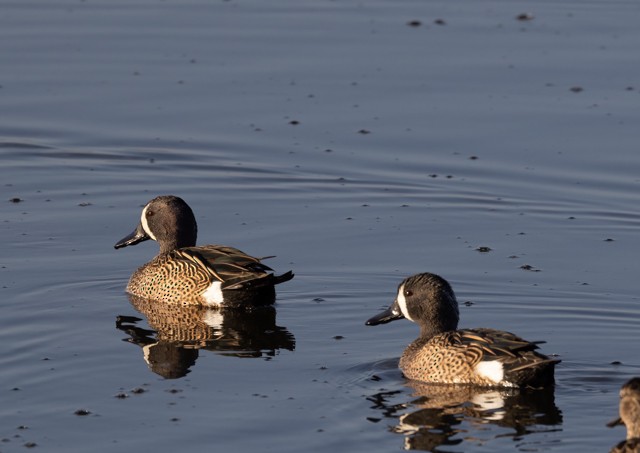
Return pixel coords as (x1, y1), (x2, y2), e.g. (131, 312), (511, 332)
(396, 284), (414, 322)
(202, 281), (224, 307)
(141, 205), (157, 241)
(475, 360), (505, 384)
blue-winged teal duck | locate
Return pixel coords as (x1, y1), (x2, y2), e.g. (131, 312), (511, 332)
(608, 378), (640, 453)
(366, 272), (559, 388)
(114, 195), (293, 307)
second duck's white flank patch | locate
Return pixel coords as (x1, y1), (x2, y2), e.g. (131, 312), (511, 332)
(202, 281), (224, 306)
(141, 205), (157, 240)
(396, 284), (414, 322)
(475, 360), (504, 384)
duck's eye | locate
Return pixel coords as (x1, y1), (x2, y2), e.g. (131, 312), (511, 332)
(404, 289), (413, 297)
(146, 210), (154, 217)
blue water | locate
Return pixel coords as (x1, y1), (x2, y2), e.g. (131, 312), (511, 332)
(2, 0), (640, 451)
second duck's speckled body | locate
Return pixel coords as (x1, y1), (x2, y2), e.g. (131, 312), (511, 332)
(366, 272), (559, 388)
(115, 195), (293, 307)
(608, 377), (640, 453)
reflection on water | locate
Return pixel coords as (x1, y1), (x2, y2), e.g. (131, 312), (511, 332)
(367, 381), (562, 451)
(116, 295), (295, 379)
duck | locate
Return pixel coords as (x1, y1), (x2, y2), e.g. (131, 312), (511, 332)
(365, 272), (559, 388)
(608, 377), (640, 453)
(114, 195), (293, 307)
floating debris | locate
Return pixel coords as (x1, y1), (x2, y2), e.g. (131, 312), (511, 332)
(516, 13), (535, 21)
(476, 246), (492, 253)
(406, 20), (422, 27)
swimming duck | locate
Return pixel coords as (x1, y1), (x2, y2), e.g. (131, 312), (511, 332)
(608, 377), (640, 453)
(114, 195), (293, 307)
(366, 272), (559, 388)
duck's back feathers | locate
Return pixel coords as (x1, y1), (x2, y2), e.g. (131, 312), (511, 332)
(178, 245), (281, 290)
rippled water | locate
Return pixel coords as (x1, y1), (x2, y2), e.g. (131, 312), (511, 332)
(2, 0), (640, 451)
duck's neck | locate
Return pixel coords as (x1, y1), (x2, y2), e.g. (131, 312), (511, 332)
(159, 239), (183, 254)
(419, 293), (459, 339)
(157, 218), (197, 254)
(419, 320), (457, 339)
(158, 231), (197, 254)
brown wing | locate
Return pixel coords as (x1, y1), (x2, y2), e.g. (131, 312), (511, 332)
(175, 245), (277, 290)
(459, 328), (559, 386)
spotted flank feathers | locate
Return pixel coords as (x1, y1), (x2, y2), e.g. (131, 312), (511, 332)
(115, 195), (293, 307)
(366, 272), (559, 388)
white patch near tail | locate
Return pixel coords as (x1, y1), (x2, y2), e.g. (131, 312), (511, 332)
(202, 281), (224, 307)
(475, 360), (505, 384)
(141, 205), (157, 240)
(396, 284), (415, 322)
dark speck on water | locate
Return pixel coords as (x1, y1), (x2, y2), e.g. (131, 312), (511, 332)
(516, 13), (535, 21)
(74, 409), (91, 416)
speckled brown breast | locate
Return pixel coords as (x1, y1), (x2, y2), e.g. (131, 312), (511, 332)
(126, 252), (212, 305)
(399, 333), (492, 385)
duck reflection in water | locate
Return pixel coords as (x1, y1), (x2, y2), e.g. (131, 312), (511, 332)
(608, 377), (640, 453)
(367, 381), (562, 451)
(116, 294), (295, 379)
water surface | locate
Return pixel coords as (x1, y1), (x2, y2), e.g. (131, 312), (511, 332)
(2, 0), (640, 451)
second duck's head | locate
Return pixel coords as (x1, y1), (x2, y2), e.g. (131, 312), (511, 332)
(366, 273), (460, 337)
(114, 195), (198, 254)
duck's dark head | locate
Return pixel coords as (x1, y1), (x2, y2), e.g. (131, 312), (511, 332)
(366, 272), (459, 338)
(114, 195), (198, 254)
